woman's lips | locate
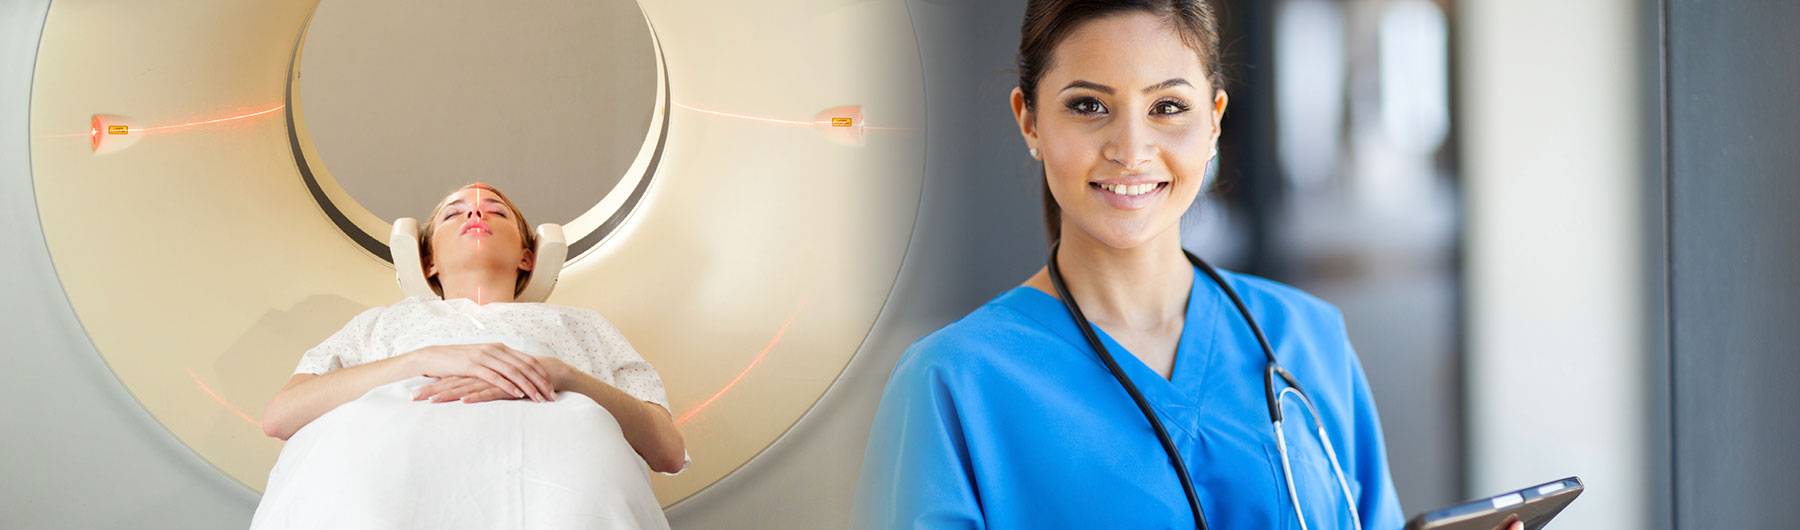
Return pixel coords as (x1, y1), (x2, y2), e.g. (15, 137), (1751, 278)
(461, 223), (491, 236)
(1088, 181), (1169, 210)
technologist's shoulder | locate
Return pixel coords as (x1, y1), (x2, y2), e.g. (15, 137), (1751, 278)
(1215, 270), (1350, 340)
(888, 297), (1045, 388)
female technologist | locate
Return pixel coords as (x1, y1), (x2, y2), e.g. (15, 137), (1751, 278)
(855, 1), (1425, 528)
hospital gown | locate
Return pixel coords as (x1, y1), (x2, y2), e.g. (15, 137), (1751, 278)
(251, 295), (677, 530)
(855, 268), (1405, 529)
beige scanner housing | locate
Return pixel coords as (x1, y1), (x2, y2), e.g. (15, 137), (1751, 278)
(27, 0), (926, 508)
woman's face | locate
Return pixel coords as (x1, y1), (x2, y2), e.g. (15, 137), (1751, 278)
(424, 187), (532, 282)
(1012, 12), (1228, 250)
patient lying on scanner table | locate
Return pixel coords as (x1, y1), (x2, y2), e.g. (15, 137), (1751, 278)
(253, 183), (685, 530)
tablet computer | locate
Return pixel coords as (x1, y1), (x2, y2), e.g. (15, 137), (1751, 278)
(1404, 476), (1583, 530)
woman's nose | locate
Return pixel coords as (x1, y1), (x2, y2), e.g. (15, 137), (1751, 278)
(1104, 118), (1156, 171)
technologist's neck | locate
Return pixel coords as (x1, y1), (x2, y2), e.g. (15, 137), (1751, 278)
(1053, 227), (1193, 329)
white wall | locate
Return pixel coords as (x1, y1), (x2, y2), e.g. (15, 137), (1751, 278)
(1460, 1), (1647, 528)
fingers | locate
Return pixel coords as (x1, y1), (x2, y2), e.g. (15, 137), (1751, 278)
(429, 378), (489, 403)
(417, 377), (525, 404)
(422, 378), (482, 402)
(413, 381), (442, 401)
(415, 344), (561, 404)
(468, 364), (527, 400)
(481, 345), (552, 402)
(414, 376), (470, 401)
(461, 388), (511, 404)
(489, 343), (551, 381)
(504, 347), (556, 395)
(480, 354), (543, 402)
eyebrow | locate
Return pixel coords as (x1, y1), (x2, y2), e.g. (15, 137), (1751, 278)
(444, 197), (506, 208)
(1059, 78), (1193, 95)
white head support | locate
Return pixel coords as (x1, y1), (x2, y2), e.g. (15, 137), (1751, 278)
(389, 218), (568, 303)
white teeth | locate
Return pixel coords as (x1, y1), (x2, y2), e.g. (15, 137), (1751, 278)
(1099, 183), (1159, 196)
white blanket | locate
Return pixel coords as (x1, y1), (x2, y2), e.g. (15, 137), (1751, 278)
(251, 376), (669, 530)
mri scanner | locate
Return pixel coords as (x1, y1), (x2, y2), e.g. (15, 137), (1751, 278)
(0, 0), (1051, 527)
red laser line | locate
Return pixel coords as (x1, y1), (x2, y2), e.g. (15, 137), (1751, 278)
(672, 102), (915, 132)
(475, 186), (483, 305)
(134, 104), (285, 133)
(185, 367), (259, 428)
(674, 102), (817, 127)
(674, 303), (804, 427)
(36, 104), (287, 141)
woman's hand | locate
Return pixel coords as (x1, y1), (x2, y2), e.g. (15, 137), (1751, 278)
(405, 343), (555, 402)
(413, 376), (521, 403)
(412, 356), (574, 404)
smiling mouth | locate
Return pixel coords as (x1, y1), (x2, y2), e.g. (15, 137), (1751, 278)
(1090, 182), (1169, 196)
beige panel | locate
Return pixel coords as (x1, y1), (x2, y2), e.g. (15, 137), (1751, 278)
(29, 0), (924, 506)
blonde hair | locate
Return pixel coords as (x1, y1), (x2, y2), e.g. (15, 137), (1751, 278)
(420, 182), (538, 298)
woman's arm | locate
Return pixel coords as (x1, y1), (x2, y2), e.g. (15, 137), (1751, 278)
(262, 343), (555, 440)
(261, 354), (423, 440)
(548, 358), (686, 474)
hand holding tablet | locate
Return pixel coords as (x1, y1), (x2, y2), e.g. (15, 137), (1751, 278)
(1405, 477), (1584, 530)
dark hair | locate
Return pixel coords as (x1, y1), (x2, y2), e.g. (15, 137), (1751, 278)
(1018, 0), (1225, 243)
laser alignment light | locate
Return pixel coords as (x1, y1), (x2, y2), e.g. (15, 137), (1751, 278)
(814, 105), (864, 147)
(90, 114), (142, 154)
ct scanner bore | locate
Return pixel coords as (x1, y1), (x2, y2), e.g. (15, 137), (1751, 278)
(290, 0), (668, 262)
(27, 0), (925, 509)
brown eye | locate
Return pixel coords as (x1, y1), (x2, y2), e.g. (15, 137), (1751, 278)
(1066, 97), (1107, 115)
(1151, 99), (1191, 115)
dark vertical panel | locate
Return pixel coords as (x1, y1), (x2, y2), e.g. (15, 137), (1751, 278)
(1218, 0), (1284, 277)
(1643, 1), (1672, 529)
(1667, 1), (1800, 527)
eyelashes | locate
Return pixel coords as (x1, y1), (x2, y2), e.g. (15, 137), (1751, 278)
(1067, 97), (1108, 115)
(1062, 96), (1193, 117)
(1152, 100), (1192, 115)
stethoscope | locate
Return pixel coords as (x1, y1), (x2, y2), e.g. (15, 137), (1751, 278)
(1046, 241), (1363, 530)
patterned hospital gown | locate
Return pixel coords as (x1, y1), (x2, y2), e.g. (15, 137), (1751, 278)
(293, 295), (669, 412)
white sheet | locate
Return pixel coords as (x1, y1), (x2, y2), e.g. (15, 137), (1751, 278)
(251, 376), (669, 530)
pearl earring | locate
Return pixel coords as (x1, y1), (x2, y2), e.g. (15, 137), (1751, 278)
(1029, 147), (1039, 159)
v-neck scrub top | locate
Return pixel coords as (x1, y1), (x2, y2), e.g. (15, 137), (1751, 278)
(855, 267), (1404, 529)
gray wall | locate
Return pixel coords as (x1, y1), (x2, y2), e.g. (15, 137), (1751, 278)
(1666, 0), (1800, 527)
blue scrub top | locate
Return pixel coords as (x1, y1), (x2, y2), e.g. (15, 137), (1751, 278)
(855, 267), (1404, 529)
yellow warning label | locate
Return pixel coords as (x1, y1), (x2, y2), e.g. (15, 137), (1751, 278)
(107, 125), (129, 135)
(831, 117), (853, 127)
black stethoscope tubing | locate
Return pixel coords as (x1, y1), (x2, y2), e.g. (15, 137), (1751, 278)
(1046, 241), (1314, 530)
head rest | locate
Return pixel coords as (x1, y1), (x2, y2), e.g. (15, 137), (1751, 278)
(389, 218), (567, 303)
